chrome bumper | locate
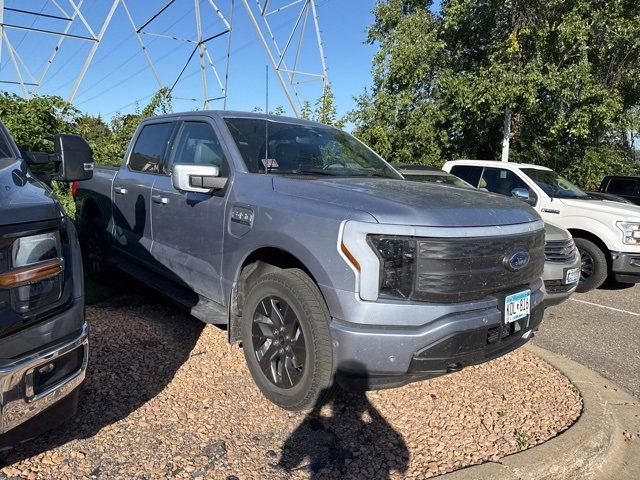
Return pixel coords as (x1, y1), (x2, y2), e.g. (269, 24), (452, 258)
(0, 322), (89, 435)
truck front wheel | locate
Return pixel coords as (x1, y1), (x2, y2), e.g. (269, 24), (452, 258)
(574, 238), (608, 293)
(241, 268), (334, 410)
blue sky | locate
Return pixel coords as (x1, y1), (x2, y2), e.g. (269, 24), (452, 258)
(0, 0), (383, 121)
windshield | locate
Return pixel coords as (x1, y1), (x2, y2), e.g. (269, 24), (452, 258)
(521, 168), (588, 198)
(224, 117), (401, 178)
(406, 173), (473, 188)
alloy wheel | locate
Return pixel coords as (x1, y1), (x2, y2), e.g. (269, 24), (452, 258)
(251, 296), (306, 389)
(580, 249), (594, 282)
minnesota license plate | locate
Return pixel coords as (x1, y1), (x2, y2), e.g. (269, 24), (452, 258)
(505, 289), (531, 324)
(565, 267), (581, 285)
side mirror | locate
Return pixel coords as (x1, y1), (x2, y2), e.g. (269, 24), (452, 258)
(511, 187), (530, 202)
(53, 134), (94, 182)
(172, 163), (227, 194)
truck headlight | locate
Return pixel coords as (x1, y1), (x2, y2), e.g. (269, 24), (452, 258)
(1, 232), (64, 313)
(616, 221), (640, 246)
(367, 235), (416, 298)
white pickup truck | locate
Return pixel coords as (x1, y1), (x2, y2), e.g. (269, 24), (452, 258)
(443, 160), (640, 292)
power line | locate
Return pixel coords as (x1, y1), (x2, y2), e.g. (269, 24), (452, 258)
(70, 3), (196, 99)
(81, 0), (336, 117)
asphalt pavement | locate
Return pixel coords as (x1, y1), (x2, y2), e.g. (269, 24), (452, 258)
(534, 282), (640, 398)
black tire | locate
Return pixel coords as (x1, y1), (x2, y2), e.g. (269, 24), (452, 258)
(79, 216), (111, 282)
(241, 268), (334, 410)
(574, 237), (608, 293)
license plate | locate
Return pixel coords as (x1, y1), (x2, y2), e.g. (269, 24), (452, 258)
(565, 267), (581, 285)
(505, 290), (531, 324)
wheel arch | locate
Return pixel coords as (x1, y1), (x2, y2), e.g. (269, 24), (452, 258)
(567, 228), (611, 264)
(228, 246), (326, 344)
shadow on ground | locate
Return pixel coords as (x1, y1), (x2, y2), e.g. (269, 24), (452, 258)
(1, 282), (204, 467)
(279, 370), (410, 480)
(598, 277), (637, 291)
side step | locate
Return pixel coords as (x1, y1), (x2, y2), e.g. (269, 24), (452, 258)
(109, 256), (228, 325)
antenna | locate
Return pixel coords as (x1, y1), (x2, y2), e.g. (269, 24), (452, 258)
(265, 64), (270, 173)
(265, 64), (269, 114)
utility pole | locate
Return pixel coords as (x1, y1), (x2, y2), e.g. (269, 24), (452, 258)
(501, 107), (511, 162)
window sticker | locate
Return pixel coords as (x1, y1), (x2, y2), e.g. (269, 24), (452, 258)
(261, 158), (279, 169)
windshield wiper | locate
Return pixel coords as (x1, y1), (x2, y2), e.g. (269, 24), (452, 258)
(268, 169), (337, 176)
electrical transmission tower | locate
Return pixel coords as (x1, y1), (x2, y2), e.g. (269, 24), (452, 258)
(0, 0), (329, 116)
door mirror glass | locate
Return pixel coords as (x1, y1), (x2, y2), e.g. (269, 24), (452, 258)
(511, 187), (530, 201)
(172, 163), (227, 194)
(53, 134), (94, 182)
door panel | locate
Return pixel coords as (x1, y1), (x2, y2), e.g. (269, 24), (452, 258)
(112, 168), (156, 264)
(151, 120), (230, 304)
(113, 121), (175, 265)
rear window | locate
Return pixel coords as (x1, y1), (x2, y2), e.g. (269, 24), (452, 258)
(128, 122), (174, 173)
(605, 178), (638, 196)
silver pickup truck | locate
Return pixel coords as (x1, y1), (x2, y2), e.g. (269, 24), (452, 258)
(75, 111), (546, 410)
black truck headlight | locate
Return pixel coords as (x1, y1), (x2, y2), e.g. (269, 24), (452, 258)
(367, 235), (416, 298)
(1, 232), (64, 313)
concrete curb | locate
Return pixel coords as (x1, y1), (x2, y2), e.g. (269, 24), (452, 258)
(439, 344), (640, 480)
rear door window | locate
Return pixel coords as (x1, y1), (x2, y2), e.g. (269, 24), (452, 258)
(449, 165), (483, 187)
(128, 122), (174, 173)
(605, 178), (639, 196)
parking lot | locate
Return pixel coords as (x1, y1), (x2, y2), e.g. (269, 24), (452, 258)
(0, 289), (582, 480)
(534, 283), (640, 398)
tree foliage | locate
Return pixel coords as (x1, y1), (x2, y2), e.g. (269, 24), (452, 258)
(350, 0), (640, 184)
(0, 88), (173, 217)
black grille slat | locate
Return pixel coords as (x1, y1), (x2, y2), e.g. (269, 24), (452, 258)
(544, 280), (574, 294)
(412, 230), (545, 303)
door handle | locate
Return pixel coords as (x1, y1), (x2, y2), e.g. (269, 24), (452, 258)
(152, 195), (169, 205)
(114, 186), (128, 195)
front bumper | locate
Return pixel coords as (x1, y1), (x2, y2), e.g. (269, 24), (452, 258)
(542, 259), (580, 307)
(0, 322), (88, 437)
(329, 284), (544, 389)
(611, 252), (640, 283)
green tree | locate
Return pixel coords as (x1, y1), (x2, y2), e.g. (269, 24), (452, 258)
(314, 84), (345, 128)
(351, 0), (640, 183)
(0, 93), (79, 152)
(300, 100), (313, 120)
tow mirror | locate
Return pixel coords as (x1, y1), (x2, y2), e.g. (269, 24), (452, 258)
(172, 163), (228, 194)
(53, 134), (94, 182)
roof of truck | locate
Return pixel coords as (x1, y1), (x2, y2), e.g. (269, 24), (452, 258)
(444, 159), (553, 170)
(145, 110), (326, 127)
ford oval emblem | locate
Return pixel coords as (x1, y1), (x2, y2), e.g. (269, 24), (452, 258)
(504, 251), (530, 272)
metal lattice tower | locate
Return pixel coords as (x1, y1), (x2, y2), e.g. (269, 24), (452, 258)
(0, 0), (329, 116)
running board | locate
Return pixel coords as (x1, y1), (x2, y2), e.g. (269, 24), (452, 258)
(109, 257), (228, 325)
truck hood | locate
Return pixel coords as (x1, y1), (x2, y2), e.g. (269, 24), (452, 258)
(558, 197), (640, 220)
(0, 158), (61, 226)
(273, 176), (540, 227)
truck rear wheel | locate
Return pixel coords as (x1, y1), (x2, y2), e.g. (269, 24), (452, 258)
(574, 238), (608, 293)
(241, 268), (334, 410)
(79, 217), (111, 282)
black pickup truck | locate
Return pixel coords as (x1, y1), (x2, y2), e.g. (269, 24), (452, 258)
(0, 120), (92, 448)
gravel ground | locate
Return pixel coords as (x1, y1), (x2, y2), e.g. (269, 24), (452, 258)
(1, 295), (581, 480)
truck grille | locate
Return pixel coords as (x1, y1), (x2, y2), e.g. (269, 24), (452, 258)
(412, 230), (545, 303)
(544, 279), (575, 294)
(544, 239), (578, 263)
